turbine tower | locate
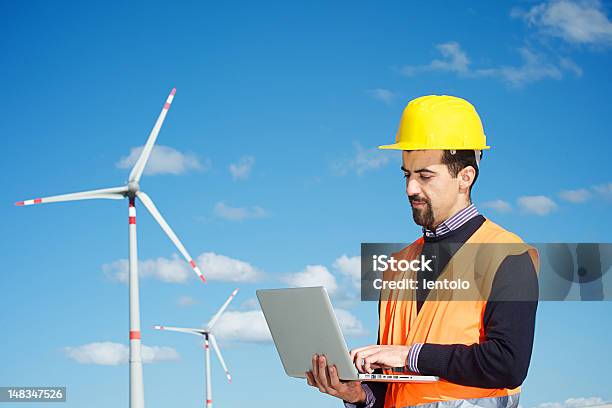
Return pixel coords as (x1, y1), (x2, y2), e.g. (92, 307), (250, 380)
(16, 88), (206, 408)
(155, 288), (238, 408)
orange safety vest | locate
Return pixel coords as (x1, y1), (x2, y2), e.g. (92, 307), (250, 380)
(379, 219), (539, 408)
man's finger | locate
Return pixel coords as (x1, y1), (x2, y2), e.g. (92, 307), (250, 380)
(316, 355), (331, 391)
(364, 352), (381, 374)
(329, 365), (342, 389)
(349, 345), (377, 360)
(354, 348), (380, 372)
(311, 355), (326, 392)
(354, 352), (364, 372)
(354, 354), (362, 372)
(325, 362), (333, 387)
(305, 371), (315, 387)
(312, 354), (319, 379)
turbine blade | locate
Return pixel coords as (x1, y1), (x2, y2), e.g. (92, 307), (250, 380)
(15, 186), (127, 206)
(154, 325), (205, 335)
(209, 334), (231, 383)
(136, 191), (206, 282)
(128, 88), (176, 183)
(207, 288), (238, 330)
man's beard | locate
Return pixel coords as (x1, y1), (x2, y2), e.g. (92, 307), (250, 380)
(409, 196), (435, 230)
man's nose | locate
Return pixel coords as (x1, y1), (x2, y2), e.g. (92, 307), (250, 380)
(406, 177), (421, 197)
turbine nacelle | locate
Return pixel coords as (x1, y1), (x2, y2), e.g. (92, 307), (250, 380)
(127, 181), (140, 196)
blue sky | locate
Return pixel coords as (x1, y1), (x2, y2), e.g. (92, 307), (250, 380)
(1, 1), (611, 407)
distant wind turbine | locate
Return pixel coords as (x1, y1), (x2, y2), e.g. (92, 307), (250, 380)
(155, 288), (238, 408)
(16, 88), (206, 408)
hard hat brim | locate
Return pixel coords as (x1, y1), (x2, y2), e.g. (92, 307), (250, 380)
(378, 143), (491, 151)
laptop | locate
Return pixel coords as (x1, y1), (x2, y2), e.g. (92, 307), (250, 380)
(256, 286), (439, 383)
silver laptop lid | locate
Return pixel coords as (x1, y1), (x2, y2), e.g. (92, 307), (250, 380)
(256, 286), (360, 381)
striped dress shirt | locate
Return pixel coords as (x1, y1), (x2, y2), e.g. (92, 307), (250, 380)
(408, 203), (480, 373)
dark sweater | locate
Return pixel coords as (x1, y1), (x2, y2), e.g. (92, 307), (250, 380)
(363, 216), (538, 407)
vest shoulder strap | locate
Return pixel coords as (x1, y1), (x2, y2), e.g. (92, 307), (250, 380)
(472, 219), (525, 244)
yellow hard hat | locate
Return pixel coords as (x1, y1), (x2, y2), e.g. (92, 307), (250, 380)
(379, 95), (490, 151)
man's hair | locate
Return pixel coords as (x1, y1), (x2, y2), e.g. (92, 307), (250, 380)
(441, 150), (481, 197)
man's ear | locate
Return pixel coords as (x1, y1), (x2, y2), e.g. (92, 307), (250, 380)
(458, 166), (475, 192)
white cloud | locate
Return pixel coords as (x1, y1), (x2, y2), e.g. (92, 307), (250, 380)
(482, 199), (513, 213)
(214, 310), (272, 342)
(102, 259), (129, 282)
(402, 42), (470, 76)
(213, 201), (267, 221)
(559, 188), (591, 203)
(332, 142), (390, 176)
(513, 0), (612, 46)
(140, 345), (180, 364)
(64, 342), (179, 365)
(431, 42), (471, 73)
(177, 295), (198, 307)
(333, 255), (361, 289)
(592, 182), (612, 199)
(102, 255), (191, 284)
(531, 396), (607, 408)
(475, 48), (565, 87)
(65, 342), (127, 365)
(517, 195), (558, 215)
(196, 252), (263, 282)
(213, 308), (366, 342)
(239, 297), (260, 310)
(402, 42), (580, 87)
(366, 88), (396, 105)
(103, 252), (263, 283)
(229, 156), (255, 180)
(116, 145), (207, 176)
(282, 265), (339, 296)
(559, 57), (584, 76)
(335, 308), (367, 336)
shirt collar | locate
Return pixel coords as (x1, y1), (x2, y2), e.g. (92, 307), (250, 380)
(422, 204), (479, 238)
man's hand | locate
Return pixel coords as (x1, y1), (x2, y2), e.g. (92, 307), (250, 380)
(350, 345), (410, 373)
(305, 354), (366, 404)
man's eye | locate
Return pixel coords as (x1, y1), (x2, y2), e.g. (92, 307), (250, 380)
(403, 174), (409, 179)
(420, 175), (432, 180)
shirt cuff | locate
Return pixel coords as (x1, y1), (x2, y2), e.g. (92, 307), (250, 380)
(344, 383), (375, 408)
(407, 343), (424, 373)
(415, 343), (454, 376)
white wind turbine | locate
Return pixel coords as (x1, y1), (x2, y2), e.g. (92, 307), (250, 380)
(15, 88), (206, 408)
(155, 288), (238, 408)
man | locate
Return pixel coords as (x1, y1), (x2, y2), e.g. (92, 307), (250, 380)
(305, 95), (539, 408)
